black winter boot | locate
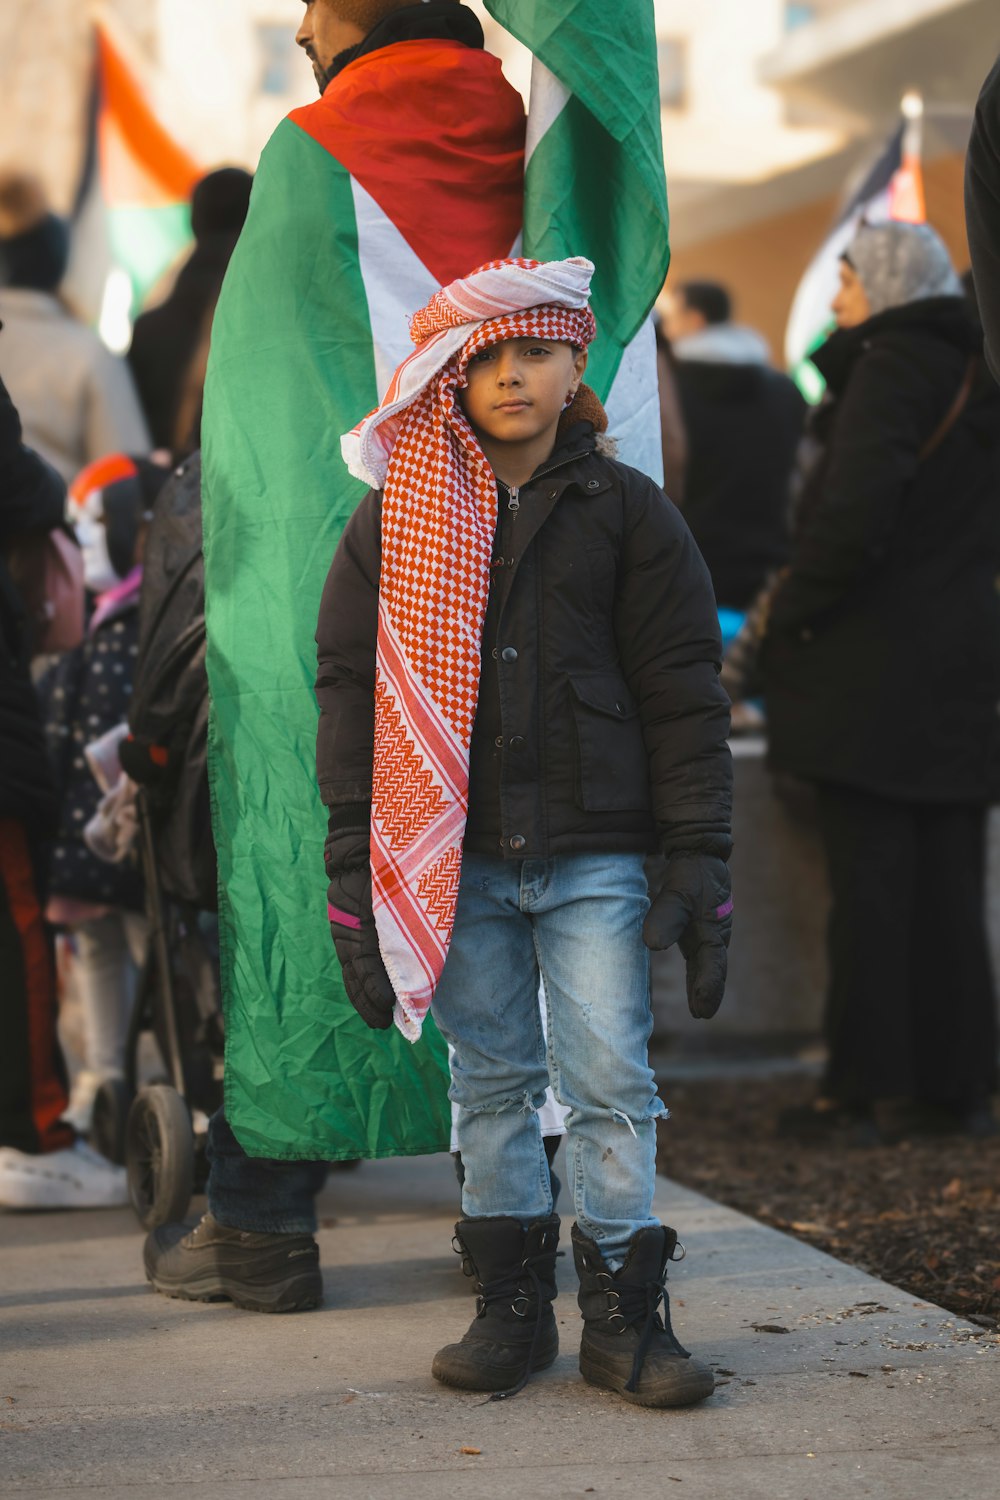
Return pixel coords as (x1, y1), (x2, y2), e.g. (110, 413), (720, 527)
(432, 1215), (560, 1396)
(573, 1223), (715, 1407)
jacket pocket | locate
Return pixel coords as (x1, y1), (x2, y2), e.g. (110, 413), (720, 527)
(569, 674), (651, 812)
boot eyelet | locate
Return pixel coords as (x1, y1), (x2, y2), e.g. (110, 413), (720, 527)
(475, 1295), (486, 1316)
(608, 1312), (628, 1331)
(669, 1240), (687, 1263)
(511, 1296), (529, 1317)
(605, 1290), (621, 1311)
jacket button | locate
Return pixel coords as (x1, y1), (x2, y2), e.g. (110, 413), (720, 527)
(509, 735), (525, 750)
(509, 834), (526, 851)
(587, 479), (600, 490)
(501, 646), (518, 663)
(548, 489), (557, 499)
(494, 736), (504, 748)
(491, 647), (499, 659)
(615, 702), (624, 714)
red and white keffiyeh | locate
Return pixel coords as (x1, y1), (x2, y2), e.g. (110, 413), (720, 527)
(342, 256), (596, 1041)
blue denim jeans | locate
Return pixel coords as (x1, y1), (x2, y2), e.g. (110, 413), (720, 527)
(430, 852), (666, 1265)
(206, 1110), (328, 1235)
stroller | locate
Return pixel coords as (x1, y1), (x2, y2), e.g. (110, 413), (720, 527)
(91, 452), (224, 1229)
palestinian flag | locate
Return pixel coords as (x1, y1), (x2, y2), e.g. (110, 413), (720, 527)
(485, 0), (670, 481)
(201, 37), (525, 1160)
(69, 22), (199, 330)
(785, 110), (926, 400)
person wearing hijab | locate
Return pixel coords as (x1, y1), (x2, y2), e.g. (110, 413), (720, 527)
(761, 222), (1000, 1142)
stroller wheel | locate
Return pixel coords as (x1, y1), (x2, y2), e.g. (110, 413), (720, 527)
(90, 1077), (133, 1165)
(126, 1085), (194, 1229)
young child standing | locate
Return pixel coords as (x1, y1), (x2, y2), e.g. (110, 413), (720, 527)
(316, 257), (733, 1407)
(41, 455), (166, 1131)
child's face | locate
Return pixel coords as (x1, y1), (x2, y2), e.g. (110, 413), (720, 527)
(459, 337), (587, 453)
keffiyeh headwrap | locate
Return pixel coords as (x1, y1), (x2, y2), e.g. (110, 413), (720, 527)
(342, 255), (596, 1040)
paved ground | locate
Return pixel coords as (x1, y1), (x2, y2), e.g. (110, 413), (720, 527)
(2, 1151), (999, 1499)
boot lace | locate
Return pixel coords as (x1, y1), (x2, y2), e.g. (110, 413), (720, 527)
(611, 1279), (691, 1394)
(450, 1228), (558, 1402)
(476, 1250), (556, 1403)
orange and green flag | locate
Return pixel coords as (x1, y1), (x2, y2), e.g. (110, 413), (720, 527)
(74, 22), (200, 320)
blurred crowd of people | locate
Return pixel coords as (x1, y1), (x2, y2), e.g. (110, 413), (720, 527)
(0, 164), (250, 1207)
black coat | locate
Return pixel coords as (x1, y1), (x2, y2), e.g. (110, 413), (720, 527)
(127, 233), (237, 450)
(0, 376), (65, 832)
(315, 427), (732, 860)
(762, 298), (1000, 803)
(967, 57), (1000, 382)
(675, 346), (805, 609)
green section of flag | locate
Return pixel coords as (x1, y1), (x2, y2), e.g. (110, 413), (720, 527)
(108, 201), (191, 311)
(485, 0), (669, 399)
(791, 323), (834, 404)
(202, 116), (451, 1160)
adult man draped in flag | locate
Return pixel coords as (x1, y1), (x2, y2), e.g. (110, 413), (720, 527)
(145, 0), (527, 1312)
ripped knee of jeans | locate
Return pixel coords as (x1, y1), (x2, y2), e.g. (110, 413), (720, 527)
(461, 1087), (549, 1119)
(608, 1101), (671, 1139)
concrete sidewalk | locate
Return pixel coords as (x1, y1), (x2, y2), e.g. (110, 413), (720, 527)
(2, 1153), (998, 1499)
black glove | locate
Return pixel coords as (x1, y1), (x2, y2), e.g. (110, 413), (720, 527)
(642, 853), (732, 1020)
(325, 805), (396, 1030)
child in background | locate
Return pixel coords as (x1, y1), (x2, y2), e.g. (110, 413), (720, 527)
(316, 257), (733, 1407)
(41, 454), (168, 1130)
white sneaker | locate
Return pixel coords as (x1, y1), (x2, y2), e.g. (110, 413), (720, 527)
(0, 1139), (129, 1210)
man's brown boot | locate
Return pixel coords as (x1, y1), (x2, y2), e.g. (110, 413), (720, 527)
(144, 1211), (322, 1312)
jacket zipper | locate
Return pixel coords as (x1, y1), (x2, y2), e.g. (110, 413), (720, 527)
(498, 444), (593, 554)
(499, 444), (588, 518)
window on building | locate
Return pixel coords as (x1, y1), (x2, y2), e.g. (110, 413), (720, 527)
(784, 3), (816, 30)
(657, 39), (687, 111)
(257, 24), (295, 96)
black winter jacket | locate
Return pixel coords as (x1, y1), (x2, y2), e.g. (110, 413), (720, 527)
(0, 375), (66, 832)
(762, 298), (1000, 802)
(315, 427), (732, 860)
(967, 57), (1000, 382)
(674, 336), (805, 609)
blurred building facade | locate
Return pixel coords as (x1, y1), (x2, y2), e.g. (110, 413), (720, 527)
(0, 0), (312, 216)
(1, 1), (996, 352)
(658, 0), (995, 353)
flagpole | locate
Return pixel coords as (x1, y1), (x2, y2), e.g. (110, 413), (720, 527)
(890, 90), (926, 224)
